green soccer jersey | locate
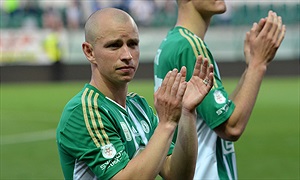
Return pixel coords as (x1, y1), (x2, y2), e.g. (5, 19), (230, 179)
(56, 84), (174, 179)
(154, 26), (237, 180)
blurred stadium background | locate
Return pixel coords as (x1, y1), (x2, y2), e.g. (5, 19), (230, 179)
(0, 0), (299, 81)
(1, 0), (299, 179)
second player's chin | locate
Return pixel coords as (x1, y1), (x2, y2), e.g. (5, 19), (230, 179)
(121, 76), (135, 83)
(214, 8), (226, 15)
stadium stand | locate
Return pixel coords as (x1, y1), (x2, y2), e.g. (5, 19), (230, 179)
(1, 1), (299, 82)
(1, 1), (299, 29)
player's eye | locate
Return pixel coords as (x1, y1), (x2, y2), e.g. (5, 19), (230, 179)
(105, 40), (123, 49)
(109, 43), (121, 49)
(127, 40), (139, 49)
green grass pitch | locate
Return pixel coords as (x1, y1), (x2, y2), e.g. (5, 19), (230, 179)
(1, 77), (299, 179)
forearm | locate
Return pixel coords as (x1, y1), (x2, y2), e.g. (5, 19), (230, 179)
(222, 64), (267, 140)
(230, 68), (247, 100)
(167, 109), (197, 180)
(219, 11), (286, 141)
(112, 122), (176, 180)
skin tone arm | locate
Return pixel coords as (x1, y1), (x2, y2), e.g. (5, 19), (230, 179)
(214, 11), (286, 141)
(164, 57), (214, 180)
(112, 56), (214, 180)
(112, 68), (186, 180)
(228, 18), (267, 105)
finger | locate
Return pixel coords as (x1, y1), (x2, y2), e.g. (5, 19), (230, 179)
(274, 16), (282, 39)
(171, 72), (182, 97)
(207, 63), (214, 75)
(201, 63), (213, 87)
(159, 70), (172, 94)
(249, 22), (258, 42)
(244, 31), (250, 53)
(275, 17), (286, 47)
(257, 18), (267, 35)
(244, 31), (250, 47)
(193, 55), (203, 77)
(200, 58), (209, 80)
(244, 31), (251, 65)
(179, 66), (187, 83)
(259, 11), (274, 38)
(177, 81), (187, 99)
(252, 18), (266, 37)
(206, 64), (214, 87)
(208, 72), (214, 88)
(178, 66), (187, 100)
(276, 24), (286, 47)
(269, 12), (278, 36)
(165, 69), (178, 94)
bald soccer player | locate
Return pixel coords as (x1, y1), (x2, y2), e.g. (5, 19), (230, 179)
(56, 8), (214, 180)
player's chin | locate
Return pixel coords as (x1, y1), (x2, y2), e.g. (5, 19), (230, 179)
(215, 1), (226, 12)
(217, 9), (226, 14)
(214, 6), (226, 14)
(121, 75), (135, 83)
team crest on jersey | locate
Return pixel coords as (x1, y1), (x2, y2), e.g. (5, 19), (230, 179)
(101, 143), (116, 159)
(141, 120), (150, 133)
(213, 90), (226, 104)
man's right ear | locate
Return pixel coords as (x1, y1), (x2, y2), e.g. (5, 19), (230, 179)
(82, 42), (96, 64)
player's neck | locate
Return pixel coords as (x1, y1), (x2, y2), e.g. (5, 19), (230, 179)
(90, 78), (128, 108)
(176, 11), (211, 40)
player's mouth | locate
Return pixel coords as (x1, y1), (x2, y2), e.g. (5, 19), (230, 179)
(116, 66), (135, 73)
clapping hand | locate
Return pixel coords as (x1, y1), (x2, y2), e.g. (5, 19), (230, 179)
(245, 10), (286, 67)
(154, 67), (187, 126)
(182, 55), (214, 113)
(154, 55), (213, 126)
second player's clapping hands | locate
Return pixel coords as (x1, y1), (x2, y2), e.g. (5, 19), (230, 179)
(154, 55), (214, 125)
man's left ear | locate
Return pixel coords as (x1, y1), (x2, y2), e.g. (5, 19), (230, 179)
(82, 42), (96, 64)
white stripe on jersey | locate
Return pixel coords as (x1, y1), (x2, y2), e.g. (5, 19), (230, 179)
(127, 108), (148, 145)
(130, 99), (153, 129)
(121, 112), (139, 151)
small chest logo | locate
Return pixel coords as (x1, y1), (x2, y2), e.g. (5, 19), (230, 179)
(141, 120), (150, 134)
(101, 143), (116, 159)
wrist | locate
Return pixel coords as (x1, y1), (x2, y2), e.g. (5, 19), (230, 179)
(248, 62), (267, 75)
(181, 107), (197, 119)
(157, 120), (178, 134)
(245, 65), (267, 83)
